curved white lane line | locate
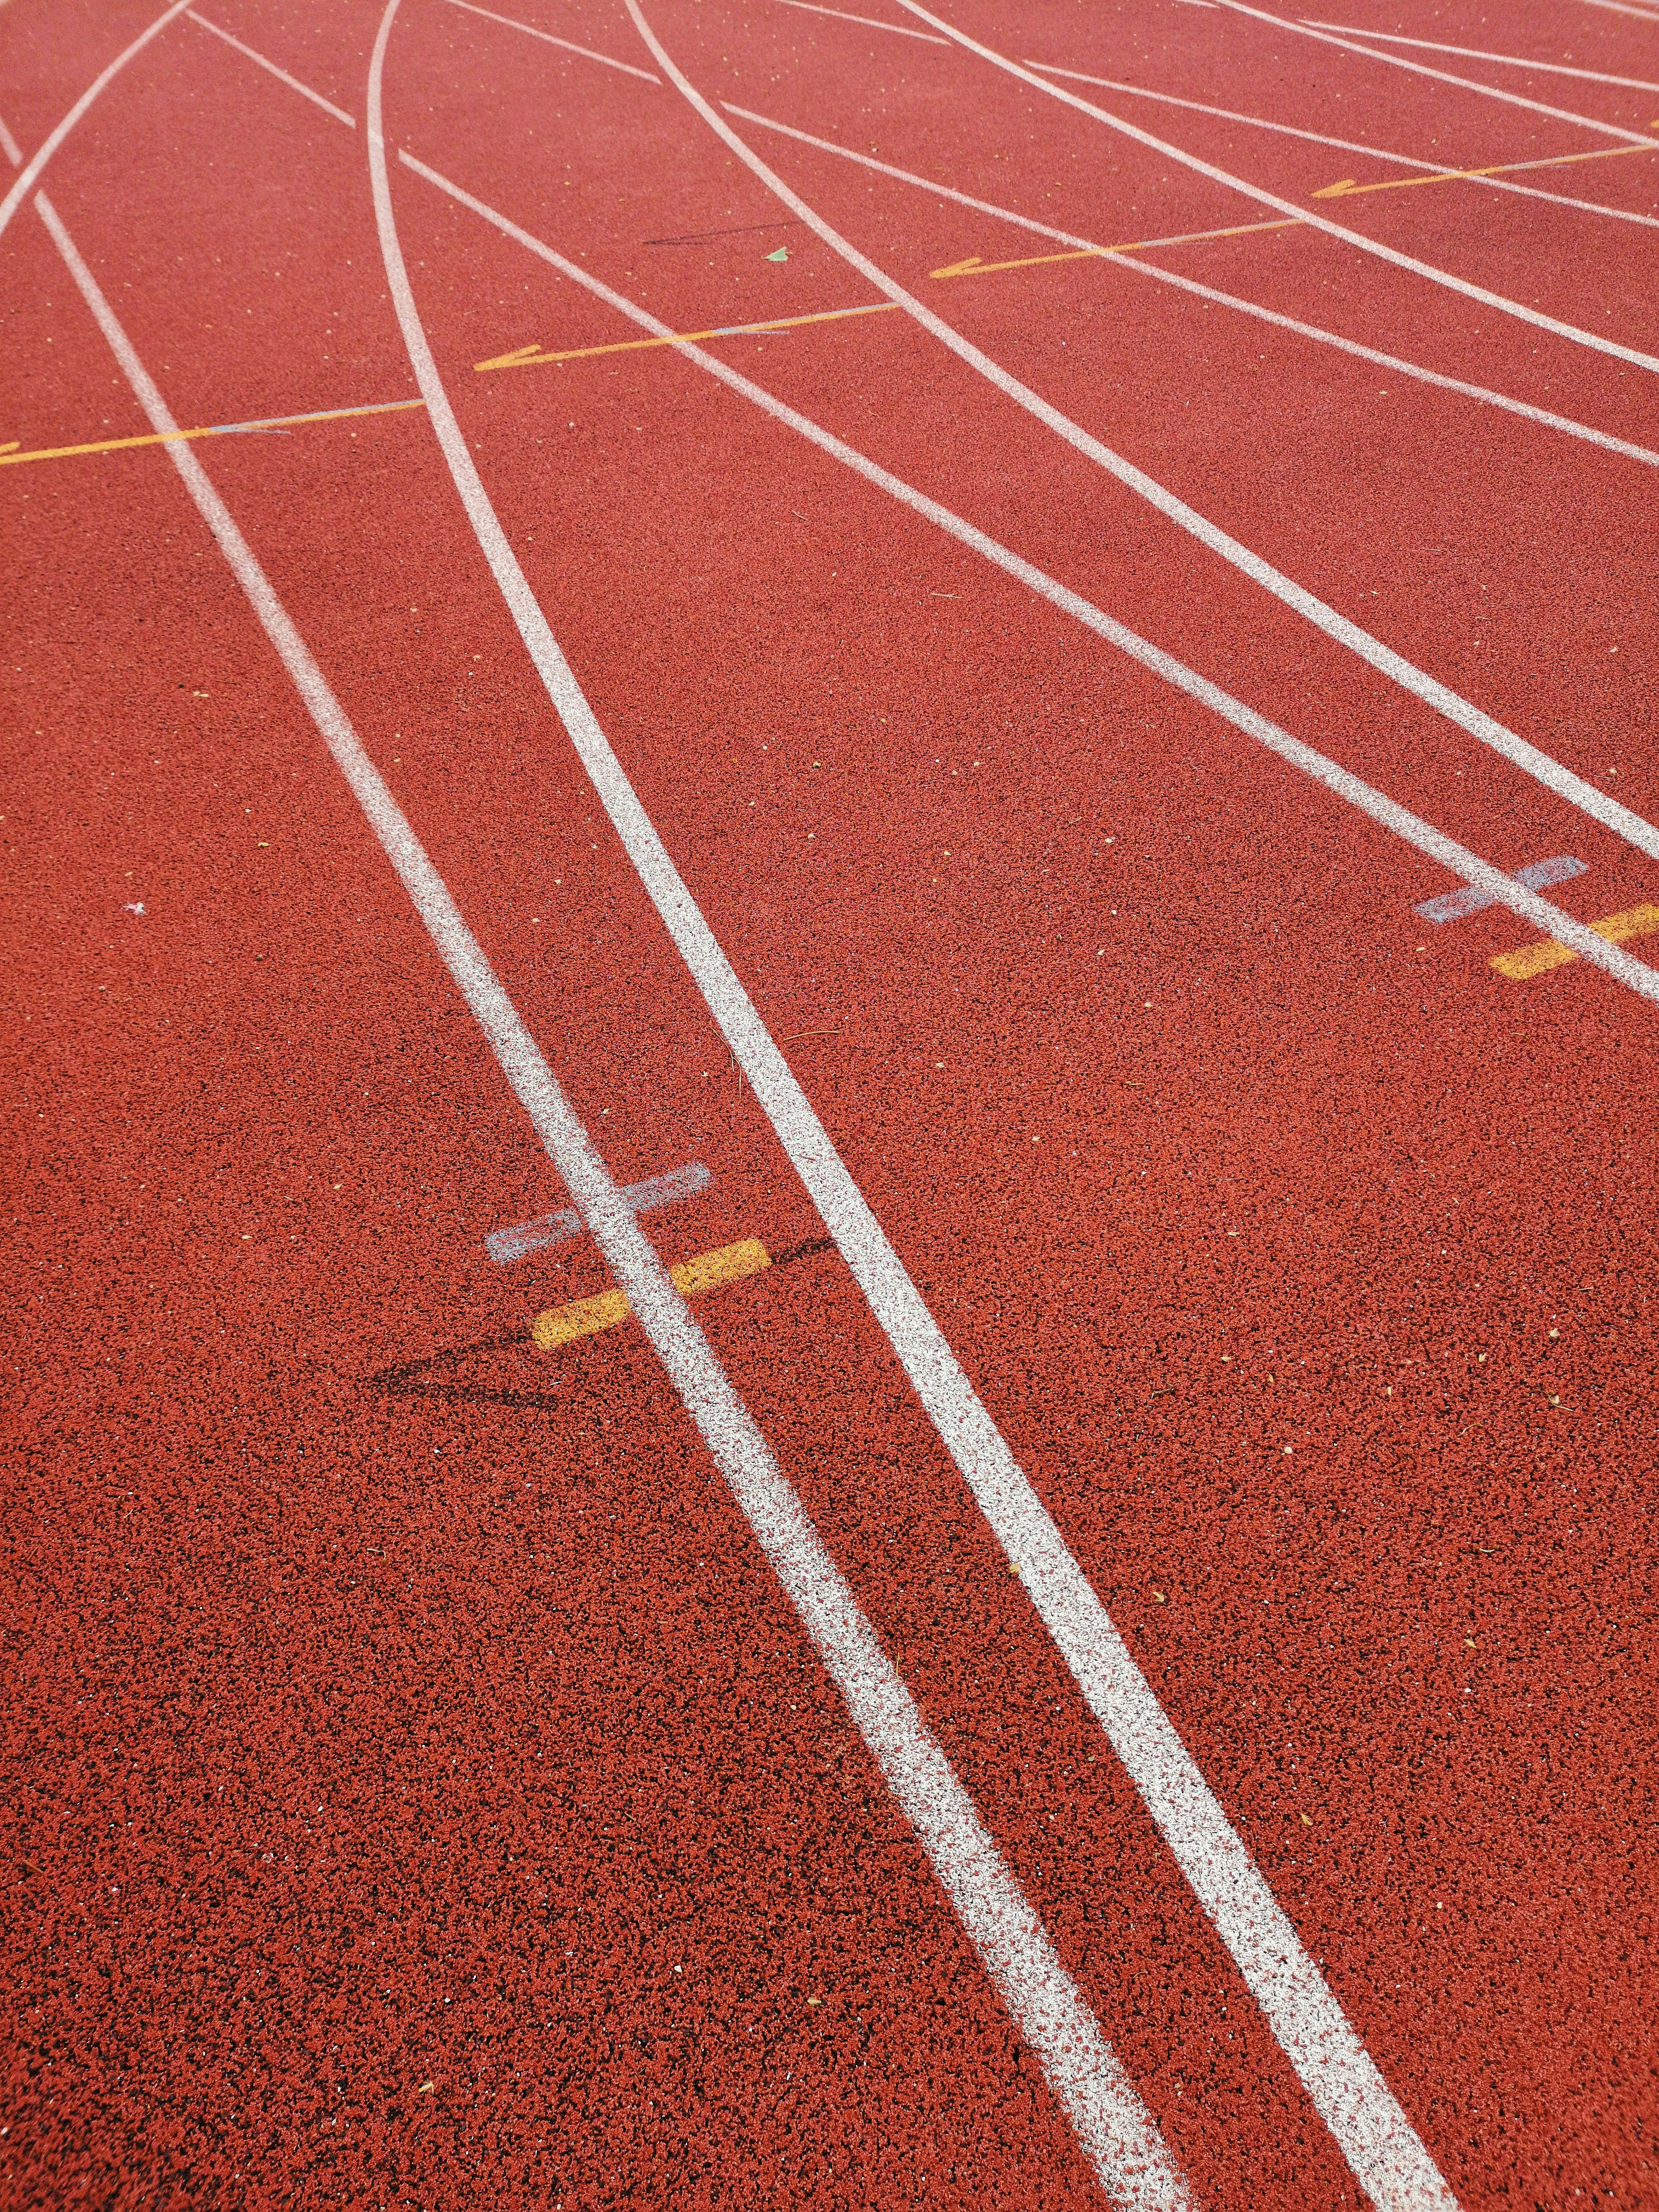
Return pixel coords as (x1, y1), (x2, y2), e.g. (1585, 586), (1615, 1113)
(395, 124), (1494, 2210)
(361, 10), (1195, 2201)
(725, 102), (1659, 466)
(884, 0), (1659, 374)
(1017, 61), (1659, 230)
(1215, 0), (1658, 139)
(625, 1), (1659, 872)
(1299, 20), (1659, 93)
(407, 151), (1659, 1005)
(0, 0), (195, 242)
(38, 164), (1189, 2212)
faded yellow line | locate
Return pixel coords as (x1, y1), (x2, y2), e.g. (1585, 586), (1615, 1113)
(0, 396), (425, 470)
(530, 1236), (770, 1350)
(1491, 902), (1659, 980)
(475, 300), (899, 373)
(1314, 139), (1653, 200)
(930, 216), (1299, 282)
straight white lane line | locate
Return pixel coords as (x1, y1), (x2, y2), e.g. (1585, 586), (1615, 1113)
(1582, 0), (1659, 19)
(1017, 61), (1659, 229)
(435, 0), (660, 82)
(0, 0), (193, 243)
(725, 103), (1659, 465)
(1213, 0), (1659, 143)
(392, 146), (1515, 2212)
(627, 5), (1659, 872)
(770, 0), (952, 42)
(186, 10), (356, 126)
(1300, 21), (1659, 92)
(885, 0), (1659, 374)
(38, 168), (1187, 2212)
(360, 20), (1203, 2205)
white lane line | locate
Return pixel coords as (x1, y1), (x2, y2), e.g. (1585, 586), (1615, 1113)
(726, 103), (1659, 466)
(1213, 0), (1659, 144)
(393, 148), (1538, 2212)
(487, 1159), (711, 1261)
(0, 0), (194, 244)
(186, 11), (355, 126)
(405, 151), (1659, 996)
(39, 162), (1186, 2211)
(1300, 21), (1659, 93)
(434, 0), (660, 83)
(362, 19), (1192, 2201)
(769, 0), (952, 43)
(887, 0), (1659, 375)
(0, 111), (21, 166)
(1582, 0), (1659, 19)
(1017, 60), (1659, 229)
(629, 10), (1659, 875)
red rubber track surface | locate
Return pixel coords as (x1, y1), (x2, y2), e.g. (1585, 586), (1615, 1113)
(2, 0), (1656, 2204)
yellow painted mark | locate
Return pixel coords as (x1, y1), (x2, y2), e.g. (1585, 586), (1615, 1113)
(0, 397), (425, 471)
(475, 302), (898, 373)
(531, 1286), (630, 1347)
(672, 1236), (770, 1296)
(0, 441), (18, 455)
(530, 1237), (771, 1350)
(1315, 139), (1651, 200)
(1491, 902), (1659, 980)
(931, 216), (1298, 281)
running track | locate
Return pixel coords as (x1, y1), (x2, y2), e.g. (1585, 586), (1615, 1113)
(2, 0), (1656, 2202)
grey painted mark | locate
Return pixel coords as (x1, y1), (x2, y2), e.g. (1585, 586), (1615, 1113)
(1416, 855), (1585, 924)
(486, 1160), (711, 1263)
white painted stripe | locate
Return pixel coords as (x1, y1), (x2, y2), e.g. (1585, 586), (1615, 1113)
(628, 7), (1659, 878)
(1581, 0), (1659, 20)
(1300, 21), (1659, 93)
(1214, 0), (1659, 143)
(890, 0), (1659, 374)
(0, 110), (23, 166)
(394, 148), (1544, 2212)
(0, 0), (194, 244)
(770, 0), (951, 43)
(1017, 60), (1659, 229)
(186, 10), (356, 127)
(434, 0), (660, 83)
(39, 161), (1186, 2212)
(362, 20), (1195, 2202)
(487, 1159), (711, 1261)
(725, 102), (1659, 465)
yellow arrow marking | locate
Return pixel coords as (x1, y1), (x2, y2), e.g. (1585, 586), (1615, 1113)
(0, 397), (424, 470)
(1316, 138), (1652, 200)
(472, 341), (548, 371)
(931, 216), (1299, 281)
(530, 1237), (771, 1350)
(474, 300), (898, 373)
